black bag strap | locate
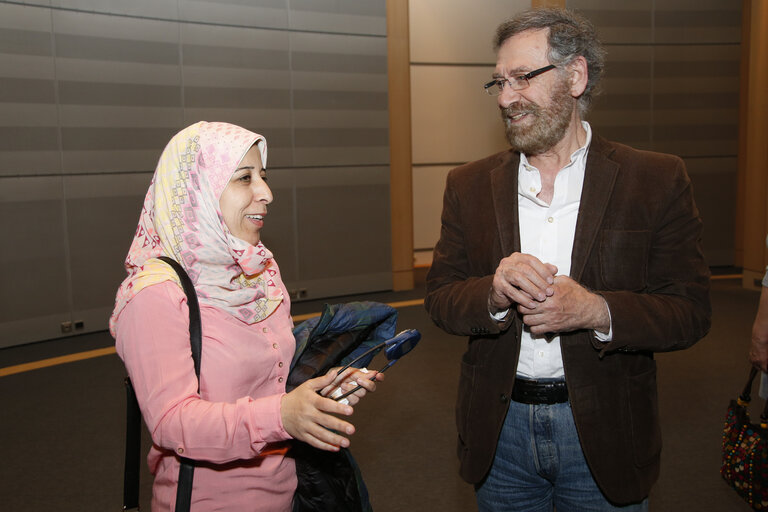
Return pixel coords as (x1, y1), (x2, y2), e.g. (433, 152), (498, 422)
(158, 256), (202, 386)
(157, 256), (202, 512)
(123, 378), (141, 511)
(122, 256), (202, 511)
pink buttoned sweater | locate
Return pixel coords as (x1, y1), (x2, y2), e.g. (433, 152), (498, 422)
(115, 281), (297, 511)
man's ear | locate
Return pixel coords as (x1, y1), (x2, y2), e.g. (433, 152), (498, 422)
(568, 56), (589, 98)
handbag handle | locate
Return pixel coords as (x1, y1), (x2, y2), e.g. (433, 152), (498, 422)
(122, 257), (202, 512)
(737, 367), (768, 428)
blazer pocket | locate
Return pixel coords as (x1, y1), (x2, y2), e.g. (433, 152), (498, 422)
(599, 230), (651, 291)
(626, 364), (662, 468)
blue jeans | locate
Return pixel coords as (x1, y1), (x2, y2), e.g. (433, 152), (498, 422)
(476, 400), (649, 512)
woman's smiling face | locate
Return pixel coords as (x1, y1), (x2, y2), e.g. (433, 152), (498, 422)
(219, 145), (273, 246)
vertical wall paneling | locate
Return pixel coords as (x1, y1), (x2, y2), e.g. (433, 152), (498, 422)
(734, 0), (751, 266)
(0, 0), (390, 347)
(408, 0), (530, 256)
(568, 0), (741, 267)
(739, 0), (768, 288)
(387, 0), (414, 290)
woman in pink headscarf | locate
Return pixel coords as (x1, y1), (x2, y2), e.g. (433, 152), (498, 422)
(111, 121), (377, 511)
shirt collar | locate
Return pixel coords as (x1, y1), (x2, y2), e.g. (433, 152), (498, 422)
(520, 121), (592, 172)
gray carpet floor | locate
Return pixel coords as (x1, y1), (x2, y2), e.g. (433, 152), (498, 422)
(0, 279), (757, 511)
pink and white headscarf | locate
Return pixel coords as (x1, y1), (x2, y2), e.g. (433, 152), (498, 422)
(110, 121), (283, 335)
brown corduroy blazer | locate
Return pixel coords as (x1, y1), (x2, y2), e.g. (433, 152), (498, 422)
(424, 134), (711, 505)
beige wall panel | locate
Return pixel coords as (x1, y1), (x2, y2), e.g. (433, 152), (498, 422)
(59, 105), (185, 128)
(183, 107), (292, 129)
(685, 158), (737, 266)
(0, 151), (61, 176)
(0, 3), (53, 31)
(293, 110), (389, 128)
(652, 139), (738, 159)
(51, 9), (179, 42)
(292, 30), (385, 52)
(289, 9), (385, 36)
(0, 104), (58, 127)
(293, 147), (390, 167)
(51, 0), (179, 19)
(413, 165), (452, 250)
(588, 109), (652, 126)
(179, 0), (288, 29)
(653, 108), (738, 126)
(589, 43), (653, 149)
(651, 42), (741, 66)
(55, 59), (181, 85)
(0, 176), (69, 346)
(1, 314), (72, 349)
(181, 21), (289, 50)
(182, 67), (290, 88)
(571, 1), (653, 44)
(61, 149), (163, 174)
(650, 77), (739, 96)
(63, 172), (151, 199)
(295, 167), (390, 279)
(288, 31), (387, 168)
(409, 0), (529, 63)
(7, 0), (52, 7)
(293, 164), (389, 187)
(0, 54), (55, 80)
(651, 44), (739, 156)
(411, 65), (508, 165)
(654, 26), (741, 46)
(290, 71), (387, 93)
(65, 174), (149, 316)
(653, 0), (741, 44)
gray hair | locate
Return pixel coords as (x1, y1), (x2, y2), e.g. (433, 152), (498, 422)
(494, 8), (606, 114)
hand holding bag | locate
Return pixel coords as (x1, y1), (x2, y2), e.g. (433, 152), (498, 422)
(721, 367), (768, 509)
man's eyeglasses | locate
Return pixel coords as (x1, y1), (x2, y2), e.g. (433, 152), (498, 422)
(483, 64), (556, 96)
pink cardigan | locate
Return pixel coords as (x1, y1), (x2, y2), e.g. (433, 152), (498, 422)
(115, 281), (298, 511)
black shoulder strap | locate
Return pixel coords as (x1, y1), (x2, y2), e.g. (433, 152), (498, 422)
(123, 378), (141, 511)
(122, 256), (202, 512)
(157, 256), (202, 385)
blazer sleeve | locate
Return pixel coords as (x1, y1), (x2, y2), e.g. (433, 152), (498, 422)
(424, 168), (513, 337)
(596, 156), (711, 354)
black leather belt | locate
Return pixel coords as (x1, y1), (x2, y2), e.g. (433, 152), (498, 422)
(512, 378), (568, 405)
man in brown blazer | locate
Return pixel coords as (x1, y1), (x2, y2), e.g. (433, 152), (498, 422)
(424, 8), (711, 511)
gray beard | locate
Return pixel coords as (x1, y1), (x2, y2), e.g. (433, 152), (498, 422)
(501, 79), (574, 156)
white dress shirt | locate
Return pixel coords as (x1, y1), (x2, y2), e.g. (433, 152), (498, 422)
(513, 122), (609, 379)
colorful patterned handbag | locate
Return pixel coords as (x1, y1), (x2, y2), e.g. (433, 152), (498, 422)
(721, 367), (768, 509)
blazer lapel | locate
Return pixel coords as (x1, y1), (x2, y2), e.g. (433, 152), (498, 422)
(571, 135), (619, 281)
(491, 151), (521, 258)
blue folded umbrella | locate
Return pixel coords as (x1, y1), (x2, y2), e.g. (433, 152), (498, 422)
(288, 301), (399, 390)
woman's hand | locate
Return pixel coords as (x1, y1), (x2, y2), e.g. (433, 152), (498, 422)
(321, 367), (383, 406)
(280, 370), (361, 451)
